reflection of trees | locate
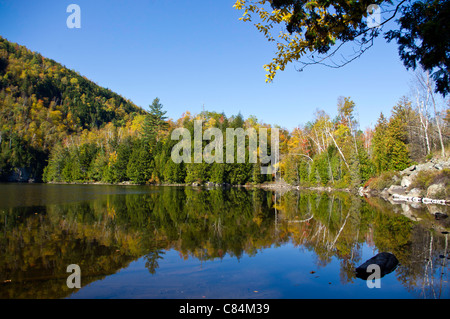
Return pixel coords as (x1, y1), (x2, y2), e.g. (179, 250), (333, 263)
(0, 204), (139, 298)
(276, 190), (449, 295)
(0, 186), (448, 298)
(144, 249), (165, 275)
(399, 225), (449, 299)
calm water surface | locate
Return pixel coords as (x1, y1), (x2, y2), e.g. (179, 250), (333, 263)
(0, 183), (448, 299)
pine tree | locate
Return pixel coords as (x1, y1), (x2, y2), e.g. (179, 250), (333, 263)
(357, 147), (375, 183)
(387, 107), (411, 171)
(113, 140), (133, 182)
(372, 113), (389, 173)
(163, 160), (186, 183)
(89, 151), (108, 182)
(127, 141), (153, 184)
(372, 110), (411, 173)
(142, 98), (168, 148)
(210, 163), (227, 184)
(252, 161), (265, 184)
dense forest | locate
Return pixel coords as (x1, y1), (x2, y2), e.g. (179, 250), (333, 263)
(0, 36), (449, 187)
(0, 36), (145, 181)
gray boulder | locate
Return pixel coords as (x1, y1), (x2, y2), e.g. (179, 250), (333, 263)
(387, 185), (406, 196)
(401, 171), (418, 187)
(407, 188), (423, 198)
(400, 164), (416, 176)
(426, 183), (446, 198)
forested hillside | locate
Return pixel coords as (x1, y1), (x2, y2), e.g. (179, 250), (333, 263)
(1, 36), (449, 188)
(0, 36), (145, 181)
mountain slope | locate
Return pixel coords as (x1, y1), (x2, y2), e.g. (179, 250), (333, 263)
(0, 36), (145, 181)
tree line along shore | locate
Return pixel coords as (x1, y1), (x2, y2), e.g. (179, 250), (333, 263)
(0, 36), (449, 202)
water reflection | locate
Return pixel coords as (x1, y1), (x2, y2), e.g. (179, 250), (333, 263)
(0, 185), (448, 299)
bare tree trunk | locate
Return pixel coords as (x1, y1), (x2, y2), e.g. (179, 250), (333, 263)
(417, 92), (431, 155)
(427, 78), (446, 158)
(415, 69), (446, 157)
(327, 129), (349, 169)
(347, 114), (359, 155)
(311, 128), (323, 153)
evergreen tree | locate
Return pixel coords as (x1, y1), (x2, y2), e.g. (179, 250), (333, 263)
(386, 107), (411, 171)
(113, 139), (133, 182)
(127, 141), (153, 184)
(89, 151), (108, 182)
(372, 113), (389, 173)
(252, 161), (265, 184)
(163, 160), (186, 183)
(357, 147), (376, 183)
(210, 163), (227, 184)
(372, 110), (411, 173)
(142, 98), (168, 147)
(185, 162), (210, 184)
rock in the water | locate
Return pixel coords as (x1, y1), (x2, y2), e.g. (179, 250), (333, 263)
(355, 252), (399, 280)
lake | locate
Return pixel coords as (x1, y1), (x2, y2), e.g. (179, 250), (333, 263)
(0, 183), (448, 299)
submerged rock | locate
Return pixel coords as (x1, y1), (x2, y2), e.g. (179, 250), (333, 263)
(355, 252), (399, 280)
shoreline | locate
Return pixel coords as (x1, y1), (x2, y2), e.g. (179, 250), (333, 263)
(12, 179), (450, 206)
(44, 180), (352, 192)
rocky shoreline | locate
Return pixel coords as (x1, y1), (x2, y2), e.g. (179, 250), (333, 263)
(359, 158), (450, 206)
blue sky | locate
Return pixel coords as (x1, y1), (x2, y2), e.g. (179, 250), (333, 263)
(0, 0), (414, 131)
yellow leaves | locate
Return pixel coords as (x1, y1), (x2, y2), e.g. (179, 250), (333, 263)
(279, 10), (293, 23)
(235, 0), (344, 83)
(108, 151), (118, 168)
(205, 117), (217, 129)
(305, 1), (319, 10)
(245, 115), (259, 129)
(104, 98), (117, 113)
(252, 215), (263, 227)
(262, 33), (308, 83)
(233, 0), (245, 10)
(254, 23), (273, 40)
(334, 124), (351, 139)
(129, 114), (146, 135)
(49, 110), (62, 123)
